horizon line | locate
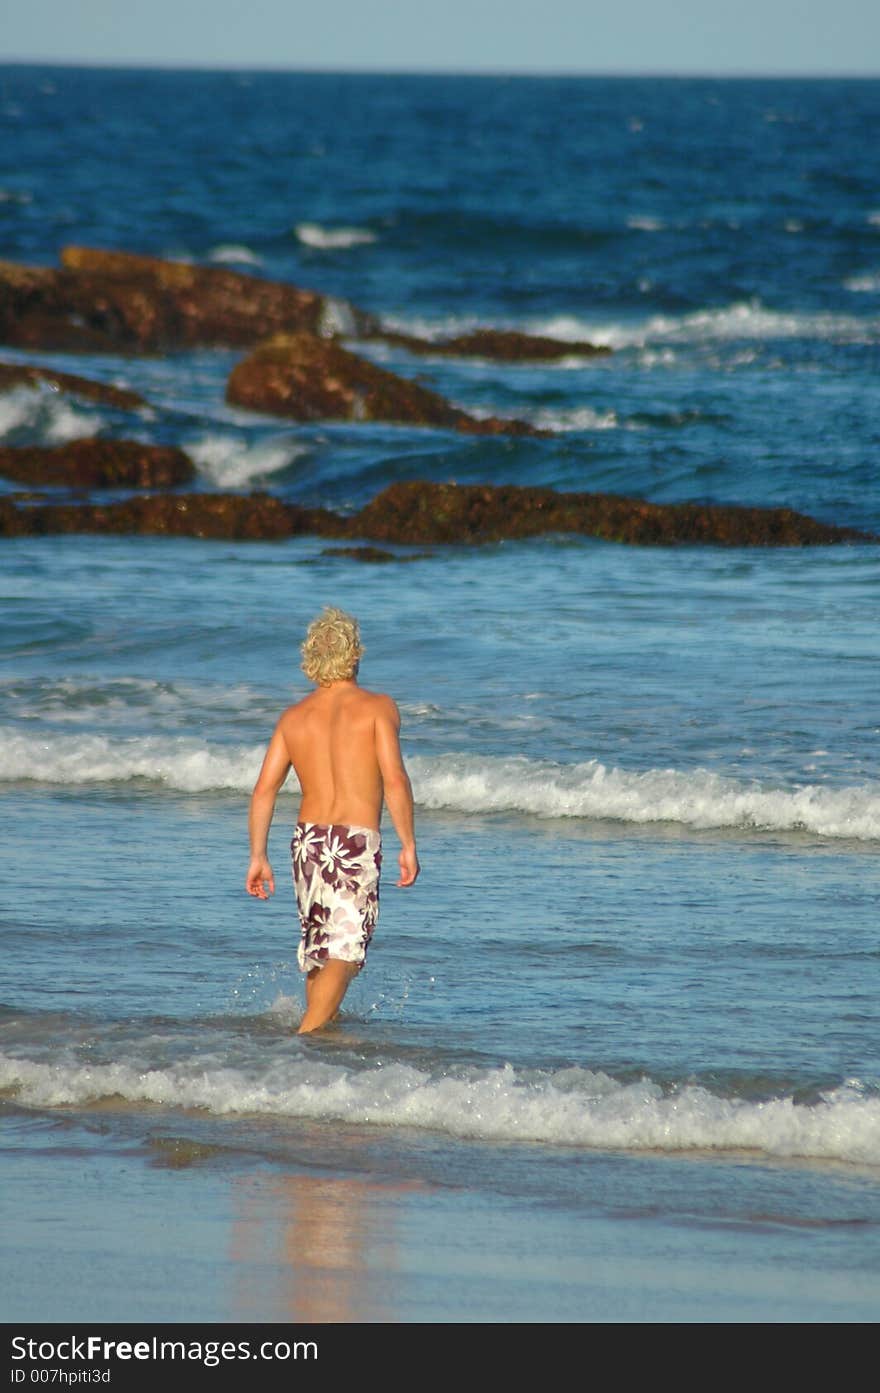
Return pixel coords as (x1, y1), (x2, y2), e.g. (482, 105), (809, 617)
(2, 56), (879, 80)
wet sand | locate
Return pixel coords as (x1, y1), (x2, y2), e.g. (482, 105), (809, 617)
(3, 1119), (877, 1324)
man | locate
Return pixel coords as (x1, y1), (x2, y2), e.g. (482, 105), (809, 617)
(246, 607), (419, 1033)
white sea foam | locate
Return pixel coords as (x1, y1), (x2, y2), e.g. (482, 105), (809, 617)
(295, 222), (377, 250)
(0, 730), (264, 793)
(0, 386), (101, 444)
(536, 301), (880, 350)
(626, 215), (665, 232)
(186, 434), (310, 488)
(844, 272), (880, 294)
(530, 405), (620, 431)
(317, 296), (363, 339)
(207, 243), (264, 267)
(382, 301), (879, 354)
(409, 754), (880, 841)
(2, 733), (879, 841)
(0, 188), (32, 204)
(379, 312), (481, 342)
(2, 1050), (877, 1165)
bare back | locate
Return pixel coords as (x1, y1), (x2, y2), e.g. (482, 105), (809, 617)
(278, 681), (391, 829)
(248, 674), (415, 884)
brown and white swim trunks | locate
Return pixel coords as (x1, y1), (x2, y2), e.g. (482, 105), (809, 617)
(291, 821), (382, 974)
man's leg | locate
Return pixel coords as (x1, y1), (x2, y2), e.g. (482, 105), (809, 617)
(298, 960), (359, 1034)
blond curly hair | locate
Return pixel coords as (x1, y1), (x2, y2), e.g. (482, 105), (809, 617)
(300, 607), (364, 685)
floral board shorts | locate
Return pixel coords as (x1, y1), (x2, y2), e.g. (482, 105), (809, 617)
(291, 822), (382, 974)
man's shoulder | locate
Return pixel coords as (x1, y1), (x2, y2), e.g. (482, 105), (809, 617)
(276, 695), (314, 727)
(358, 688), (400, 720)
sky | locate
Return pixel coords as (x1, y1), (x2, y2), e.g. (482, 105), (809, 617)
(2, 0), (879, 76)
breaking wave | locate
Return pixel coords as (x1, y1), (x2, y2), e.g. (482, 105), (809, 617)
(0, 386), (105, 445)
(535, 301), (880, 350)
(207, 243), (265, 267)
(2, 1045), (877, 1165)
(295, 222), (377, 250)
(529, 405), (621, 432)
(844, 272), (880, 294)
(409, 754), (880, 841)
(185, 433), (310, 488)
(1, 732), (878, 841)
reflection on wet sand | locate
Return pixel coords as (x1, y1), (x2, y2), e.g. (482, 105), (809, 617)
(230, 1170), (418, 1321)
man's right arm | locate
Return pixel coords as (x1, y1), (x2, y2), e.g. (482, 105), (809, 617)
(375, 696), (419, 887)
(246, 716), (292, 899)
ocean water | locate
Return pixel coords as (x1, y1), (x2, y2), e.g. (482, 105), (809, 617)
(1, 67), (880, 1322)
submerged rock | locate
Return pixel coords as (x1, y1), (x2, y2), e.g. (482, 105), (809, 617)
(226, 333), (542, 435)
(353, 482), (872, 547)
(0, 438), (195, 489)
(0, 492), (344, 540)
(374, 327), (610, 361)
(0, 481), (871, 548)
(318, 545), (434, 563)
(0, 248), (375, 353)
(0, 361), (147, 409)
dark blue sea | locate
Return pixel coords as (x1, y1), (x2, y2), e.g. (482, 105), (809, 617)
(1, 68), (879, 1322)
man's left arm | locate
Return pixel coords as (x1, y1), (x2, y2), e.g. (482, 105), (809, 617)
(246, 721), (292, 899)
(375, 696), (419, 888)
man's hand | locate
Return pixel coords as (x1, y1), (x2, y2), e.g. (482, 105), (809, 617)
(397, 846), (420, 887)
(246, 857), (275, 899)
